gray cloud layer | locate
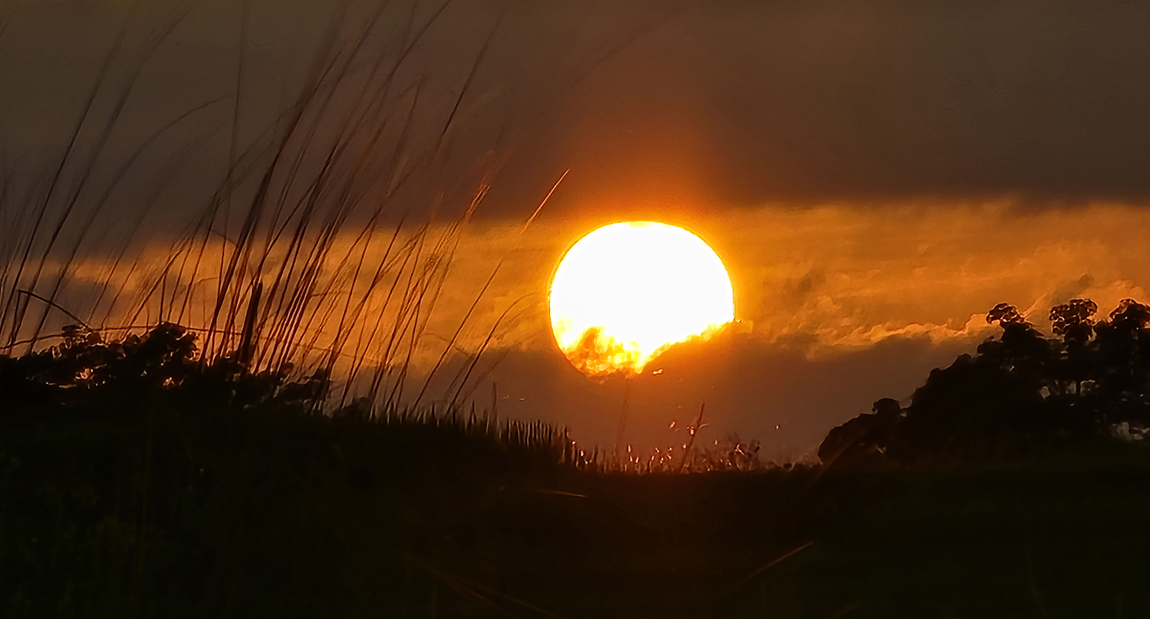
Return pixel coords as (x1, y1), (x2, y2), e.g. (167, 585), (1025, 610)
(425, 329), (975, 460)
(5, 0), (1150, 228)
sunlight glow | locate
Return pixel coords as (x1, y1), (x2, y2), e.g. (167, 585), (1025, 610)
(549, 221), (735, 375)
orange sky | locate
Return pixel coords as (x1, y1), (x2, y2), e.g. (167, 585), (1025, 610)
(443, 202), (1150, 350)
(346, 201), (1150, 457)
(8, 0), (1150, 458)
(49, 200), (1150, 457)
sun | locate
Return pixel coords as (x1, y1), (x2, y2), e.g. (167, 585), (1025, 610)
(548, 221), (735, 375)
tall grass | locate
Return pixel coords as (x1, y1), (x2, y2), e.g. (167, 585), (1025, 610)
(0, 0), (675, 446)
(0, 4), (505, 419)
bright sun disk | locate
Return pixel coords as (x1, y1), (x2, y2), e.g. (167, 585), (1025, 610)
(548, 221), (735, 375)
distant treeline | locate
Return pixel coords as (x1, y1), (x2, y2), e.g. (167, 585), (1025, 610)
(821, 299), (1150, 466)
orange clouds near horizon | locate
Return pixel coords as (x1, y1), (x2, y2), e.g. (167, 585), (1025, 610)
(418, 200), (1150, 455)
(50, 199), (1150, 365)
(444, 200), (1150, 354)
(33, 200), (1150, 457)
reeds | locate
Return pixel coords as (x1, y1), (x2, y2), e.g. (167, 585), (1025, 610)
(338, 400), (579, 467)
(0, 3), (732, 474)
(0, 3), (508, 419)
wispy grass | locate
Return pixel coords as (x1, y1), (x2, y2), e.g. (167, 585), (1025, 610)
(0, 3), (509, 420)
(0, 0), (673, 432)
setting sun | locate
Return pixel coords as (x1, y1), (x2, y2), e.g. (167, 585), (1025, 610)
(548, 221), (735, 375)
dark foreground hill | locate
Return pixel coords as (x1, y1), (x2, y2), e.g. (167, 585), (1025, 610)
(3, 400), (1150, 619)
(5, 306), (1150, 617)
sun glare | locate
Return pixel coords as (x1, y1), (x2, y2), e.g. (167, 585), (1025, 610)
(549, 221), (735, 375)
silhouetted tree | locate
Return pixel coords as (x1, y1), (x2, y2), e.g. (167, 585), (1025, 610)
(1090, 299), (1150, 423)
(1049, 298), (1099, 397)
(977, 303), (1052, 386)
(821, 298), (1150, 466)
(894, 352), (1047, 460)
(818, 398), (903, 467)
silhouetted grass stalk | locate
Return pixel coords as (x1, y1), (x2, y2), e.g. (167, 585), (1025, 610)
(0, 4), (506, 422)
(0, 2), (699, 471)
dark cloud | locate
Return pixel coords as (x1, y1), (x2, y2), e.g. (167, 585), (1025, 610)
(0, 0), (654, 232)
(6, 0), (1150, 233)
(690, 0), (1150, 207)
(426, 328), (976, 460)
(783, 269), (826, 302)
(487, 0), (1150, 218)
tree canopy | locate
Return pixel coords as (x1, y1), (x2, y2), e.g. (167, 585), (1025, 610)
(820, 299), (1150, 466)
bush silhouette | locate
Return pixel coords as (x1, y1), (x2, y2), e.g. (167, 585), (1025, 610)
(0, 323), (324, 422)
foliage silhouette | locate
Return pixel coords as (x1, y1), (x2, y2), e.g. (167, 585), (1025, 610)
(821, 298), (1150, 466)
(0, 323), (331, 422)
